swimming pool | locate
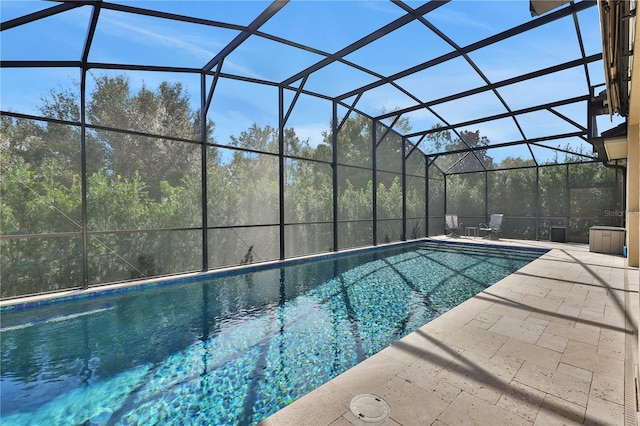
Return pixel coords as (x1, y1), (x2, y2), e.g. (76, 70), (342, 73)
(0, 241), (545, 425)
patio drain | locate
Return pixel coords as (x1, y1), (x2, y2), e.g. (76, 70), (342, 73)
(349, 394), (390, 424)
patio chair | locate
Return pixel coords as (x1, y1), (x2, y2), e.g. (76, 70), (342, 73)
(445, 214), (463, 238)
(480, 214), (504, 240)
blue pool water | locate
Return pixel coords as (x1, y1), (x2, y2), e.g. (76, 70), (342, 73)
(0, 241), (545, 425)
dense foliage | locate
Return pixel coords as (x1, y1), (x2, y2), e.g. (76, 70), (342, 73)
(0, 76), (624, 298)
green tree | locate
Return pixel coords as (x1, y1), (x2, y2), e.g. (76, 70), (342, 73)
(446, 130), (493, 173)
(86, 75), (214, 200)
(0, 157), (84, 296)
(1, 75), (213, 296)
(424, 123), (452, 153)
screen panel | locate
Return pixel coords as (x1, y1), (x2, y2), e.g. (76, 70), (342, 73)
(208, 226), (279, 269)
(88, 230), (202, 285)
(284, 223), (333, 258)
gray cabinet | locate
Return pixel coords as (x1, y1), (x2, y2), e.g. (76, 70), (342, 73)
(589, 226), (626, 254)
(550, 226), (567, 242)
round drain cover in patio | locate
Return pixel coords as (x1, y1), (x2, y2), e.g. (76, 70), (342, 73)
(349, 394), (390, 424)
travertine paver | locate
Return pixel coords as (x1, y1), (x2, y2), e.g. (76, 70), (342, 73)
(485, 299), (533, 320)
(590, 372), (624, 404)
(556, 362), (593, 383)
(513, 360), (591, 407)
(377, 377), (450, 425)
(546, 321), (601, 345)
(584, 393), (624, 425)
(398, 369), (461, 403)
(496, 381), (546, 423)
(521, 293), (566, 313)
(438, 392), (532, 426)
(535, 394), (586, 425)
(597, 328), (626, 360)
(261, 239), (637, 426)
(263, 380), (352, 426)
(488, 316), (547, 344)
(441, 322), (509, 359)
(494, 337), (562, 370)
(536, 331), (569, 353)
(436, 348), (520, 404)
(329, 353), (406, 396)
(561, 339), (625, 379)
(467, 310), (502, 329)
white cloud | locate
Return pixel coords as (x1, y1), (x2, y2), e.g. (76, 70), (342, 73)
(103, 17), (217, 61)
(219, 61), (267, 81)
(96, 14), (268, 80)
(359, 1), (406, 16)
(428, 8), (495, 34)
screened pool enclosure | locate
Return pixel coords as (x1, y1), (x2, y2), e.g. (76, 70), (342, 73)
(0, 0), (627, 298)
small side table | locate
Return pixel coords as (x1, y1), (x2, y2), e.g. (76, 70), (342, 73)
(465, 226), (479, 238)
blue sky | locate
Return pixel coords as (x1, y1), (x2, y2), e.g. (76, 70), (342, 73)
(0, 0), (625, 164)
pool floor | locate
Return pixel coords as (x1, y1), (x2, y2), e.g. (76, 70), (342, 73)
(262, 238), (639, 426)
